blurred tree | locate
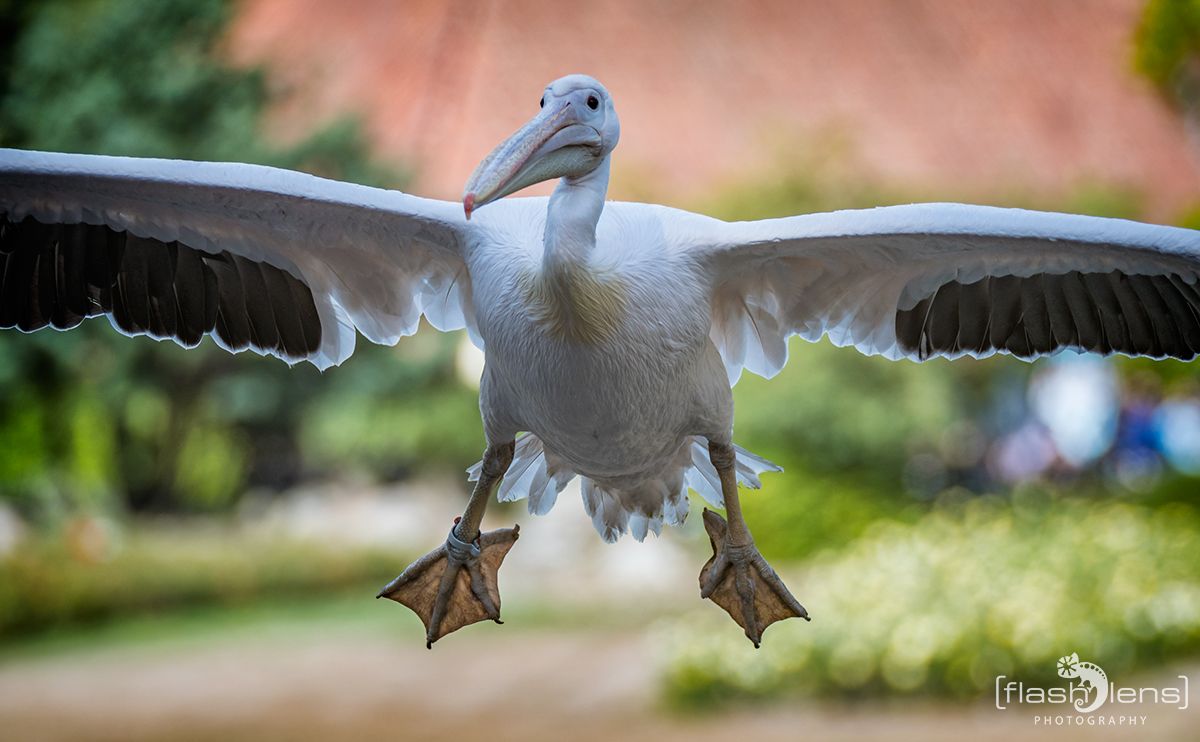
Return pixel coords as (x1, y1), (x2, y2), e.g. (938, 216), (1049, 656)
(0, 0), (478, 521)
(1135, 0), (1200, 119)
(1136, 0), (1200, 228)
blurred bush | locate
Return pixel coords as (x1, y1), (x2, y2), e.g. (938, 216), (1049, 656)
(662, 494), (1200, 705)
(1136, 0), (1200, 225)
(732, 340), (968, 479)
(0, 518), (405, 638)
(727, 338), (970, 559)
(1135, 0), (1200, 111)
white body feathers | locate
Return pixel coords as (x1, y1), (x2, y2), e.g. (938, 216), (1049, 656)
(465, 193), (774, 541)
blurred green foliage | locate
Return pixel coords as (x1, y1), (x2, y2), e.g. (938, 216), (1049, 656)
(0, 520), (404, 637)
(1136, 0), (1200, 225)
(0, 0), (399, 184)
(0, 0), (481, 519)
(663, 494), (1200, 705)
(1135, 0), (1200, 99)
(728, 338), (967, 559)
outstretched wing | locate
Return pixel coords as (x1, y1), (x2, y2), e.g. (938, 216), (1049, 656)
(0, 148), (477, 369)
(688, 203), (1200, 382)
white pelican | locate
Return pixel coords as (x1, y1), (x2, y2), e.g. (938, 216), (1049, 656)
(3, 74), (1200, 648)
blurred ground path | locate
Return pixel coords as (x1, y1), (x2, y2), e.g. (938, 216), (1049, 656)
(1, 624), (1195, 742)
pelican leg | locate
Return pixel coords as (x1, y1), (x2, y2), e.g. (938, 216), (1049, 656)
(377, 441), (518, 648)
(699, 441), (809, 647)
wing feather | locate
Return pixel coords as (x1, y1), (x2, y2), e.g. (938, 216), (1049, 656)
(210, 255), (251, 352)
(0, 148), (477, 368)
(685, 203), (1200, 379)
(987, 275), (1023, 352)
(58, 224), (90, 327)
(1082, 272), (1124, 354)
(172, 243), (209, 347)
(11, 238), (39, 331)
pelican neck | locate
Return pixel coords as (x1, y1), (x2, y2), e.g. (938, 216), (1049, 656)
(542, 157), (610, 272)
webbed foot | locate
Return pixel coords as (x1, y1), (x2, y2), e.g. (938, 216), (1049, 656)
(699, 508), (809, 647)
(378, 522), (519, 648)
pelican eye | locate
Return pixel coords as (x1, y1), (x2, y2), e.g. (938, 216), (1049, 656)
(587, 95), (599, 110)
(539, 97), (545, 109)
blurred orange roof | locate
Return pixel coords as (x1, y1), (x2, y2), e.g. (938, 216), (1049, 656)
(230, 0), (1200, 218)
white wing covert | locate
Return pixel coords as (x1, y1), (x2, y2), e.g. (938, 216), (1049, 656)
(0, 148), (477, 369)
(691, 203), (1200, 382)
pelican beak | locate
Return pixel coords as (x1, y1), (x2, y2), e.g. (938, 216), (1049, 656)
(463, 102), (602, 219)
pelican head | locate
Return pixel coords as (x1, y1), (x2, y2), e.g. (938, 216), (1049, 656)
(463, 74), (619, 218)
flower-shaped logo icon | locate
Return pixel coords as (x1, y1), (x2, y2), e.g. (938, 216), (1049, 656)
(1056, 652), (1080, 679)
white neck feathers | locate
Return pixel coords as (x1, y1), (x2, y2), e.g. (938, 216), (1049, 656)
(543, 157), (610, 271)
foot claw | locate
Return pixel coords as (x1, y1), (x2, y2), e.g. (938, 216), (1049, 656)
(379, 524), (519, 646)
(699, 509), (808, 646)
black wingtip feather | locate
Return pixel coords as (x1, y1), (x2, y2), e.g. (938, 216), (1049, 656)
(896, 269), (1200, 362)
(0, 216), (322, 363)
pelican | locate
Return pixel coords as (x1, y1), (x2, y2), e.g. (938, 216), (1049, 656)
(3, 74), (1200, 648)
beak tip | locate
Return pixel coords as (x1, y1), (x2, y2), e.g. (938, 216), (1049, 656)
(463, 193), (475, 220)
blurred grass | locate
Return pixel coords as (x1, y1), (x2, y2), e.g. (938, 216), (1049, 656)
(0, 520), (408, 641)
(661, 493), (1200, 706)
(0, 530), (689, 660)
(0, 592), (408, 663)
